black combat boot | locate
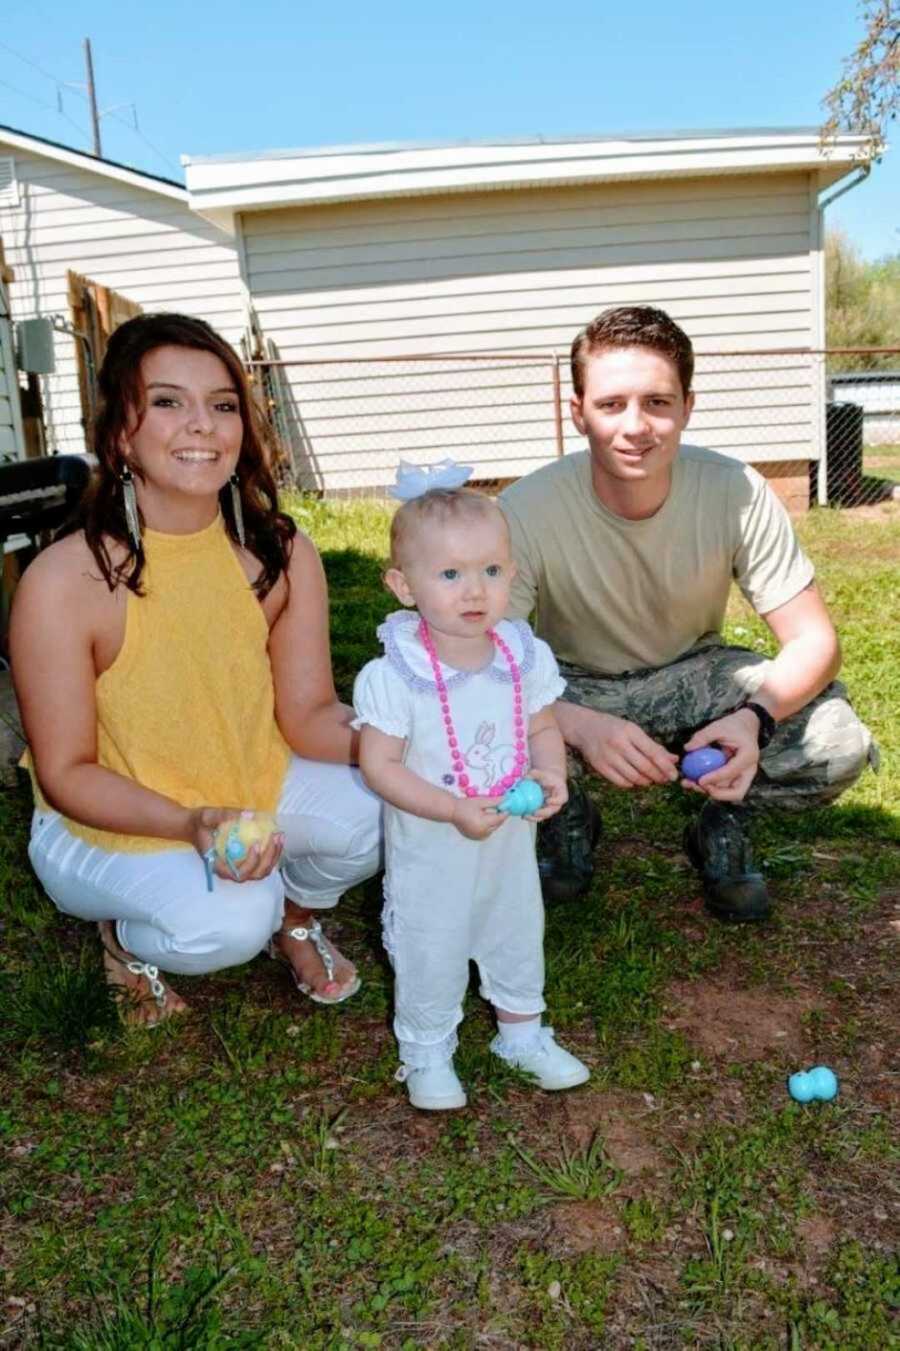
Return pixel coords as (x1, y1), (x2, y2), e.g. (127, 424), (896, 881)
(536, 782), (602, 904)
(683, 800), (771, 923)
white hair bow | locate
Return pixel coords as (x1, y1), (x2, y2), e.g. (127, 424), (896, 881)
(390, 458), (474, 501)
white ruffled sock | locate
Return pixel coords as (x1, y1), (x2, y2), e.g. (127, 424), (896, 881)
(398, 1034), (457, 1069)
(496, 1016), (541, 1046)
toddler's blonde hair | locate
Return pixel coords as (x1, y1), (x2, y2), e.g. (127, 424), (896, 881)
(389, 488), (508, 569)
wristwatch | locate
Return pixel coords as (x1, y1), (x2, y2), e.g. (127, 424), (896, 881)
(736, 700), (777, 749)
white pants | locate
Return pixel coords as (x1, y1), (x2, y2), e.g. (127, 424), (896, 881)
(382, 812), (545, 1066)
(28, 755), (383, 976)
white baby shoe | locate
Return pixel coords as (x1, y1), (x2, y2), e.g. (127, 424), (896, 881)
(396, 1060), (467, 1111)
(490, 1025), (590, 1091)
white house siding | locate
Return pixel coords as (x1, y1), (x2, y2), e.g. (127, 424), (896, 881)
(0, 262), (26, 460)
(242, 171), (817, 491)
(0, 148), (244, 455)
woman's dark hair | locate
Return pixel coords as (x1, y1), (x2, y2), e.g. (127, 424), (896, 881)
(68, 312), (295, 597)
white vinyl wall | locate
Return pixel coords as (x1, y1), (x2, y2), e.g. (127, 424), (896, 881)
(0, 149), (245, 455)
(0, 268), (25, 461)
(242, 171), (818, 491)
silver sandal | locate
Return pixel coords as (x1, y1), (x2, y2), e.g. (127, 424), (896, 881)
(267, 920), (361, 1005)
(101, 941), (168, 1024)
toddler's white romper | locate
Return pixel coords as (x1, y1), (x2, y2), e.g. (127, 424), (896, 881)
(353, 611), (566, 1063)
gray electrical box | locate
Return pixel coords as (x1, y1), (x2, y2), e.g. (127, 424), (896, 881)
(16, 317), (56, 374)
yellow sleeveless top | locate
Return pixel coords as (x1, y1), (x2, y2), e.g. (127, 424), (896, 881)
(44, 515), (291, 853)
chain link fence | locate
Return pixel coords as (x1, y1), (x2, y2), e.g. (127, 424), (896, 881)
(249, 348), (900, 509)
(827, 367), (900, 506)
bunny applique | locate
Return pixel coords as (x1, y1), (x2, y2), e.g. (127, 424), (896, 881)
(464, 721), (519, 791)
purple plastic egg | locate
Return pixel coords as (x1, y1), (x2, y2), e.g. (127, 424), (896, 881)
(680, 747), (728, 781)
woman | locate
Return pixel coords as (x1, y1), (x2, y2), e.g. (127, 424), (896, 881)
(10, 313), (381, 1026)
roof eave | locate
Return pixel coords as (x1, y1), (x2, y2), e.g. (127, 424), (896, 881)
(185, 133), (873, 217)
(0, 124), (187, 200)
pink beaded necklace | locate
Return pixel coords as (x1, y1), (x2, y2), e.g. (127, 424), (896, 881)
(417, 616), (527, 798)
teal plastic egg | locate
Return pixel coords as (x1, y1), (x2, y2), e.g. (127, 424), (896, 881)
(225, 833), (247, 862)
(807, 1065), (839, 1100)
(787, 1071), (815, 1103)
(788, 1065), (839, 1103)
(498, 779), (545, 815)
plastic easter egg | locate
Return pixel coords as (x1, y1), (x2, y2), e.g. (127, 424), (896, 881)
(788, 1065), (839, 1103)
(224, 835), (246, 862)
(498, 779), (545, 815)
(807, 1065), (839, 1100)
(214, 812), (278, 870)
(787, 1070), (816, 1103)
(680, 747), (728, 781)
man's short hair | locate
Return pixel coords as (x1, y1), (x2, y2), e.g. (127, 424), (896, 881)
(570, 306), (694, 400)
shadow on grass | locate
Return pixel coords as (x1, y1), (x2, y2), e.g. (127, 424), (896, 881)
(35, 1231), (245, 1350)
(320, 547), (395, 701)
(768, 798), (899, 844)
(588, 775), (899, 858)
(0, 935), (121, 1055)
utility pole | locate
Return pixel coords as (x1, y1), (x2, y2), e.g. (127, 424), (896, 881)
(83, 38), (102, 158)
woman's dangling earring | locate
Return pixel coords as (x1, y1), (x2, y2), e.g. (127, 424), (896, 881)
(229, 473), (246, 549)
(120, 466), (142, 551)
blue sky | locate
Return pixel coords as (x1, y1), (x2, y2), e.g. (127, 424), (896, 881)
(1, 0), (896, 260)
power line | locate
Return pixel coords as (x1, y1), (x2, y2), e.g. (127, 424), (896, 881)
(0, 74), (57, 108)
(0, 37), (67, 89)
(114, 120), (181, 176)
(0, 74), (92, 144)
(0, 37), (182, 177)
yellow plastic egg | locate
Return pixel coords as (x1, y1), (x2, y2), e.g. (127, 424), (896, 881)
(213, 812), (278, 869)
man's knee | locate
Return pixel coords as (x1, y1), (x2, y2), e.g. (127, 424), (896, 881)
(805, 696), (876, 797)
(755, 691), (876, 808)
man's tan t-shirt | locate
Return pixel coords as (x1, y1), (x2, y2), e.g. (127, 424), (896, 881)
(499, 446), (814, 676)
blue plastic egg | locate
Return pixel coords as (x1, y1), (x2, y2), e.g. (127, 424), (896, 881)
(225, 834), (247, 862)
(787, 1071), (816, 1103)
(788, 1065), (839, 1103)
(498, 779), (545, 815)
(681, 747), (728, 781)
(807, 1065), (839, 1100)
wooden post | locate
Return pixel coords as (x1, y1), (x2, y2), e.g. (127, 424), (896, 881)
(67, 270), (142, 436)
(84, 38), (102, 158)
(21, 374), (47, 459)
(0, 237), (13, 285)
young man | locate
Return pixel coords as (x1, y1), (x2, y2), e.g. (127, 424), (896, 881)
(499, 306), (876, 922)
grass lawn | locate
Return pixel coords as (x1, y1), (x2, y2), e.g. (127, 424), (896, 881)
(863, 442), (900, 486)
(1, 498), (897, 1349)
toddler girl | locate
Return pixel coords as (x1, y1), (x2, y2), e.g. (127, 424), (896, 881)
(352, 462), (590, 1109)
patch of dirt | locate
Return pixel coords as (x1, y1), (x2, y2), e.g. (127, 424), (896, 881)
(768, 1214), (842, 1294)
(662, 980), (820, 1061)
(796, 1213), (837, 1257)
(562, 1090), (666, 1176)
(402, 1112), (446, 1148)
(544, 1199), (625, 1255)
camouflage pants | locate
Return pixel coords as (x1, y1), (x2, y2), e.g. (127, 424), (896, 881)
(558, 636), (878, 810)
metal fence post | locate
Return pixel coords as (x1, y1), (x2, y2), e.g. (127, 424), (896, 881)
(552, 355), (564, 457)
(816, 352), (828, 507)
